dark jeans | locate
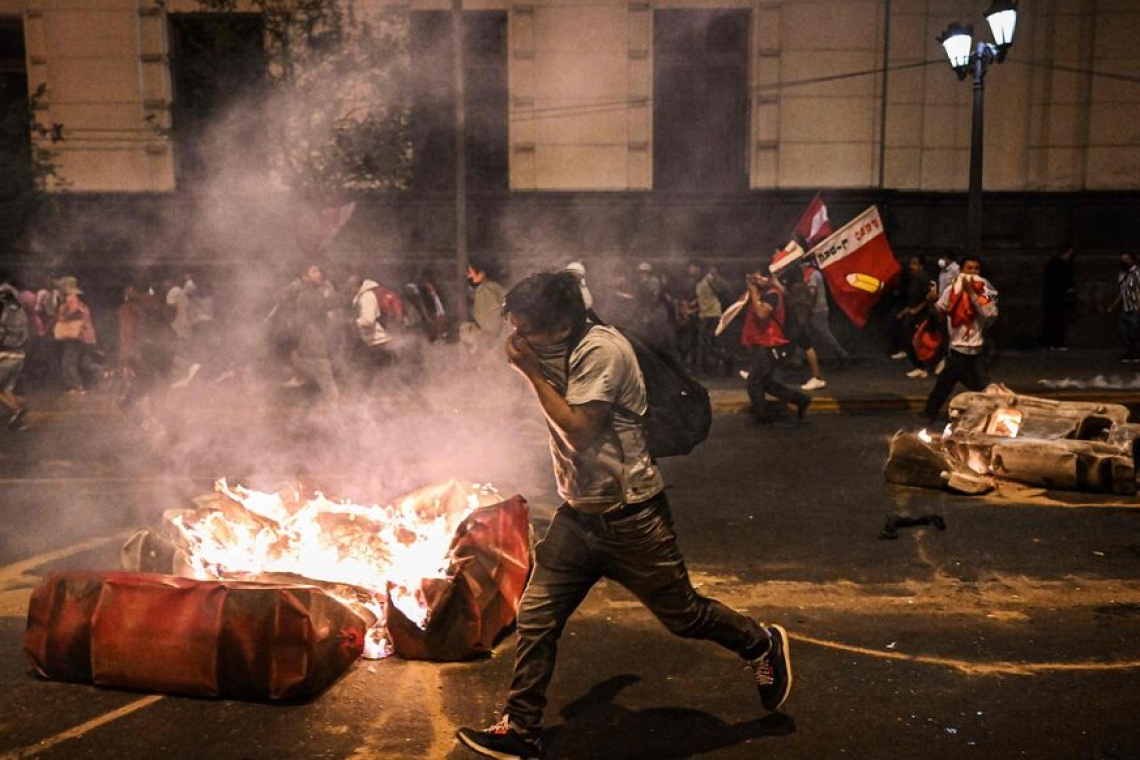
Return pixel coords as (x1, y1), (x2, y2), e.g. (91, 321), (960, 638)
(696, 317), (727, 375)
(923, 348), (988, 421)
(746, 346), (802, 414)
(1119, 311), (1140, 359)
(59, 340), (99, 391)
(504, 492), (767, 735)
(1041, 304), (1071, 349)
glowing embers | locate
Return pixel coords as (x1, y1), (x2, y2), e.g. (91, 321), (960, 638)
(887, 387), (1140, 495)
(985, 408), (1023, 437)
(123, 479), (532, 660)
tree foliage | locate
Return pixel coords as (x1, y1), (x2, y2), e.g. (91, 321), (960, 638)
(190, 0), (413, 198)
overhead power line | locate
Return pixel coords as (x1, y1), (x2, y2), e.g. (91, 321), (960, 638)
(508, 57), (1140, 123)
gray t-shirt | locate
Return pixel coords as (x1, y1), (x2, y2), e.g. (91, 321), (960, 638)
(536, 325), (665, 508)
(807, 268), (829, 313)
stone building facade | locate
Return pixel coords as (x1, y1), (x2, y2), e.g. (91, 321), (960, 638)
(1, 0), (1139, 347)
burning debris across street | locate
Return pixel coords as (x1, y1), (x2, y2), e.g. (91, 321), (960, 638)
(25, 479), (532, 700)
(886, 386), (1140, 495)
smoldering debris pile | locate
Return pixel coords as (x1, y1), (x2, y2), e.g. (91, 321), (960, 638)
(886, 386), (1140, 496)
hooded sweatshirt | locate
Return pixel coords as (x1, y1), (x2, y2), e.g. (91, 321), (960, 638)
(353, 279), (391, 347)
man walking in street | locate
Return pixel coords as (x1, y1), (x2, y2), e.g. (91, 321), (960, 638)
(803, 262), (850, 369)
(1107, 252), (1140, 363)
(686, 259), (730, 376)
(922, 255), (999, 424)
(456, 271), (792, 760)
(460, 260), (508, 355)
(0, 274), (31, 431)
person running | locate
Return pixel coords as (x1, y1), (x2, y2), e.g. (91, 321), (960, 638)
(0, 275), (31, 431)
(456, 270), (792, 760)
(736, 263), (811, 423)
(922, 255), (999, 424)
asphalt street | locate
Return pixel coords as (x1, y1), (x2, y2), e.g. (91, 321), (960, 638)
(1, 375), (1139, 759)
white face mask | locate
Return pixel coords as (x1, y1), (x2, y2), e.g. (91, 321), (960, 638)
(937, 258), (947, 269)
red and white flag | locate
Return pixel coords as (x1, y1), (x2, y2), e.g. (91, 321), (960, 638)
(318, 201), (357, 251)
(769, 239), (806, 276)
(808, 206), (901, 328)
(795, 192), (832, 249)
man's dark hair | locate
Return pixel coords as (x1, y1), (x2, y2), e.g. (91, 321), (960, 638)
(503, 271), (586, 333)
(963, 254), (983, 269)
(468, 257), (498, 279)
(909, 254), (925, 266)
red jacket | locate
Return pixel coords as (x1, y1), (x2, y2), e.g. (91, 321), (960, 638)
(741, 287), (789, 348)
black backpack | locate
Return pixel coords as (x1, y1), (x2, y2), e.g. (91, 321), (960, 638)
(578, 321), (711, 458)
(0, 290), (30, 351)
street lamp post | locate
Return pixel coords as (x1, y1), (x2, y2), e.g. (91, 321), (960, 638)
(937, 1), (1018, 257)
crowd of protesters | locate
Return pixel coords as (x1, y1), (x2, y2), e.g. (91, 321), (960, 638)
(0, 244), (1130, 435)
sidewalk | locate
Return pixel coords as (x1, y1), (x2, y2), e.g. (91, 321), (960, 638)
(705, 348), (1140, 415)
(14, 349), (1140, 423)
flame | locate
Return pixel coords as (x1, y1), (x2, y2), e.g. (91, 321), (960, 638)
(986, 408), (1023, 437)
(168, 478), (501, 659)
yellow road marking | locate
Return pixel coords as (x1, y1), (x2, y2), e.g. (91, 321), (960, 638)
(0, 533), (131, 591)
(792, 632), (1140, 676)
(0, 695), (164, 760)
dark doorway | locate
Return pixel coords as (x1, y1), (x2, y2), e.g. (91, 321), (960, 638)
(168, 13), (267, 188)
(654, 9), (750, 192)
(0, 17), (29, 201)
(410, 11), (508, 192)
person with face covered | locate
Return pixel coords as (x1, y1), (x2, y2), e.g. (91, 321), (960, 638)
(738, 263), (811, 423)
(922, 255), (999, 424)
(456, 271), (792, 760)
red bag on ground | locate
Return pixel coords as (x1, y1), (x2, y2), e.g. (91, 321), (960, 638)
(24, 571), (367, 701)
(387, 495), (532, 661)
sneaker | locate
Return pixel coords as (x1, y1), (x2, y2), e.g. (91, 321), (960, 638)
(906, 368), (928, 379)
(456, 715), (541, 759)
(794, 395), (811, 421)
(890, 351), (907, 360)
(748, 624), (793, 712)
(6, 407), (28, 431)
(800, 377), (826, 391)
(738, 369), (750, 380)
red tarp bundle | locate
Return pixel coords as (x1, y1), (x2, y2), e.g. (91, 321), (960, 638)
(24, 572), (368, 700)
(388, 494), (531, 661)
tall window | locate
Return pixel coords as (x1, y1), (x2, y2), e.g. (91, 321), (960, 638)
(654, 9), (750, 191)
(168, 13), (267, 188)
(410, 11), (508, 192)
(0, 18), (29, 199)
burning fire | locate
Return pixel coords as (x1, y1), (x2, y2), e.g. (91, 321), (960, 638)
(166, 478), (503, 658)
(985, 408), (1023, 437)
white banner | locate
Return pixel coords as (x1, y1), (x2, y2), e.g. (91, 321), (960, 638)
(808, 206), (885, 269)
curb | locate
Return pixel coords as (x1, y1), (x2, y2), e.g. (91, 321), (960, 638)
(709, 390), (1140, 416)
